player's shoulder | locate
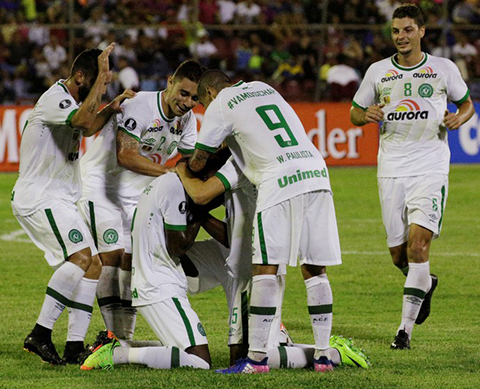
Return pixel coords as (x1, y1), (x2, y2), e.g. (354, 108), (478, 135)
(365, 56), (394, 74)
(425, 53), (457, 70)
(153, 172), (183, 193)
(121, 91), (157, 110)
(38, 80), (75, 106)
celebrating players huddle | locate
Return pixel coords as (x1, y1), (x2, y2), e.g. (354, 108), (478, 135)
(12, 4), (474, 374)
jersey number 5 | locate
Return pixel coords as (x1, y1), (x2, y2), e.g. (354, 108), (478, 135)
(256, 104), (298, 148)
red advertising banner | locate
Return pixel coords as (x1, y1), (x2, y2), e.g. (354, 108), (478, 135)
(0, 103), (378, 172)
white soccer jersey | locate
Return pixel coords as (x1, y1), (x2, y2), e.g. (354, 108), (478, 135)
(353, 53), (470, 177)
(214, 158), (256, 278)
(81, 91), (197, 202)
(12, 81), (81, 216)
(196, 81), (331, 212)
(131, 173), (189, 307)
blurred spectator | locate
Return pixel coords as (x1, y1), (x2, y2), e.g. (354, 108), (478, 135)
(28, 14), (50, 47)
(218, 0), (236, 24)
(199, 0), (219, 25)
(452, 32), (478, 80)
(376, 0), (402, 22)
(326, 54), (361, 101)
(430, 35), (452, 59)
(42, 35), (67, 73)
(117, 56), (140, 91)
(189, 29), (219, 67)
(452, 0), (480, 24)
(235, 0), (262, 24)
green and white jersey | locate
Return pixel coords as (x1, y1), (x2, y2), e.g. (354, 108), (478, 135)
(12, 80), (81, 216)
(215, 158), (256, 278)
(131, 173), (189, 307)
(196, 81), (330, 213)
(353, 53), (470, 177)
(80, 91), (197, 202)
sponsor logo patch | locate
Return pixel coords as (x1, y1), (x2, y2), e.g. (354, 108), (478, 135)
(414, 67), (437, 79)
(418, 83), (434, 98)
(59, 99), (72, 109)
(386, 99), (429, 121)
(381, 69), (403, 83)
(103, 229), (119, 244)
(197, 322), (206, 337)
(125, 118), (137, 131)
(68, 229), (83, 243)
(178, 201), (187, 214)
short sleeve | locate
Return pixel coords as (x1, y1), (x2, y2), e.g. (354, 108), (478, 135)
(444, 59), (470, 105)
(177, 111), (198, 155)
(42, 83), (80, 126)
(214, 158), (247, 191)
(157, 174), (188, 231)
(195, 96), (234, 153)
(352, 64), (378, 111)
(117, 95), (152, 142)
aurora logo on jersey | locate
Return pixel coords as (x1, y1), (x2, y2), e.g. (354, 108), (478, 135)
(387, 99), (429, 121)
(381, 69), (403, 83)
(278, 168), (327, 188)
(414, 67), (437, 79)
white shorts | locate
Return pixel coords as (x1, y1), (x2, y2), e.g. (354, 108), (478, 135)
(78, 197), (136, 253)
(138, 296), (208, 350)
(15, 200), (98, 268)
(252, 191), (342, 267)
(378, 174), (449, 247)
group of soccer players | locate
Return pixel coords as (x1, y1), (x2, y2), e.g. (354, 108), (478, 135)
(12, 3), (474, 374)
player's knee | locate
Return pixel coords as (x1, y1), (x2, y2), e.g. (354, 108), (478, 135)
(185, 344), (211, 367)
(301, 264), (326, 279)
(407, 240), (430, 262)
(68, 247), (93, 271)
(88, 254), (103, 278)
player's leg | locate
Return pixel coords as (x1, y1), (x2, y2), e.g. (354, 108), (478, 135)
(18, 203), (97, 365)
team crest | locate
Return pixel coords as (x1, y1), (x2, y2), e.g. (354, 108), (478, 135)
(418, 83), (434, 98)
(68, 229), (83, 243)
(103, 229), (119, 244)
(197, 322), (207, 337)
(178, 201), (187, 214)
(125, 118), (137, 131)
(59, 99), (72, 109)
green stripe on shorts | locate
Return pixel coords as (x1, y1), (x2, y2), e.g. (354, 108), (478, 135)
(88, 201), (98, 249)
(438, 185), (446, 231)
(308, 304), (333, 315)
(257, 212), (268, 265)
(241, 291), (249, 343)
(45, 209), (68, 260)
(173, 297), (196, 347)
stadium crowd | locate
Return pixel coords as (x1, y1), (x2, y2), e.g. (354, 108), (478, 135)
(1, 0), (480, 103)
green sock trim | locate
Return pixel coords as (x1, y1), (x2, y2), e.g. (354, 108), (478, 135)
(171, 347), (180, 368)
(250, 306), (277, 315)
(308, 304), (333, 315)
(278, 346), (288, 368)
(404, 287), (426, 299)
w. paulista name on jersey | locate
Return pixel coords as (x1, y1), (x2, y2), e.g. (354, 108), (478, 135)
(81, 91), (197, 201)
(352, 53), (470, 178)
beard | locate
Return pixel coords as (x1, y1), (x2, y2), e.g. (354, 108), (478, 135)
(78, 84), (90, 102)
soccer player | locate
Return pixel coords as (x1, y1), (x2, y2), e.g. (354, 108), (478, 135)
(350, 4), (475, 349)
(11, 44), (135, 365)
(79, 60), (204, 341)
(188, 70), (343, 374)
(80, 172), (210, 370)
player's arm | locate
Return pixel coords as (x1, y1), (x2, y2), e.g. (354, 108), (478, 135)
(202, 213), (229, 248)
(189, 149), (212, 172)
(444, 96), (475, 130)
(165, 220), (203, 258)
(70, 43), (115, 136)
(116, 130), (170, 176)
(350, 104), (385, 126)
(176, 161), (226, 205)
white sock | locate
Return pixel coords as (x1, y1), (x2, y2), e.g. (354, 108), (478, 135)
(267, 275), (286, 347)
(97, 266), (123, 337)
(305, 274), (333, 359)
(119, 269), (137, 340)
(399, 261), (431, 337)
(37, 261), (85, 329)
(266, 345), (341, 368)
(113, 346), (209, 369)
(248, 274), (278, 361)
(67, 277), (98, 341)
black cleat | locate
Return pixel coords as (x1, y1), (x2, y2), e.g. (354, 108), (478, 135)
(416, 274), (438, 325)
(63, 341), (87, 364)
(24, 334), (65, 365)
(391, 330), (410, 350)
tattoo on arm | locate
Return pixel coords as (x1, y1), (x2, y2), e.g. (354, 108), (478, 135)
(189, 150), (210, 172)
(87, 102), (96, 113)
(117, 130), (140, 153)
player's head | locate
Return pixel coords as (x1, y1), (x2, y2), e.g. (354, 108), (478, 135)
(164, 60), (205, 118)
(197, 70), (232, 109)
(70, 48), (113, 102)
(391, 4), (425, 57)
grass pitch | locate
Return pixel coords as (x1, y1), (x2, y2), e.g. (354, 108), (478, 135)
(1, 165), (479, 389)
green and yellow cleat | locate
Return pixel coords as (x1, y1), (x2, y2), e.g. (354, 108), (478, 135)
(80, 332), (119, 371)
(329, 335), (370, 369)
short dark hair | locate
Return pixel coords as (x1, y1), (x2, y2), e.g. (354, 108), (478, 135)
(392, 3), (425, 27)
(197, 70), (231, 100)
(172, 60), (206, 84)
(70, 48), (114, 81)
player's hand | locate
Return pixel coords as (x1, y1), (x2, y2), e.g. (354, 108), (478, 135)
(107, 89), (136, 113)
(98, 42), (115, 77)
(443, 109), (462, 130)
(365, 104), (385, 123)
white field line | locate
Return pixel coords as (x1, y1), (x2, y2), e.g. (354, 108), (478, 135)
(0, 229), (33, 243)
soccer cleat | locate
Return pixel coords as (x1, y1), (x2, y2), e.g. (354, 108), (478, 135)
(391, 330), (410, 350)
(330, 335), (370, 368)
(314, 356), (336, 372)
(63, 341), (87, 364)
(416, 274), (438, 325)
(78, 330), (117, 365)
(23, 334), (65, 365)
(80, 331), (119, 370)
(278, 323), (294, 346)
(215, 357), (270, 374)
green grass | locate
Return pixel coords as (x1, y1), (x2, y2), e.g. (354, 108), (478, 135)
(1, 166), (479, 389)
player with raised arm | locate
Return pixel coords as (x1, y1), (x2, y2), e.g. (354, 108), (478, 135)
(188, 70), (345, 374)
(350, 4), (474, 349)
(11, 44), (135, 365)
(79, 60), (204, 342)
